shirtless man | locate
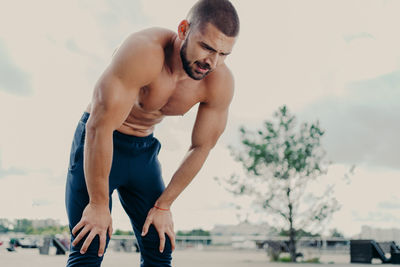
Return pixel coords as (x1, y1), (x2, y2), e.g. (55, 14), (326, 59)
(65, 0), (239, 266)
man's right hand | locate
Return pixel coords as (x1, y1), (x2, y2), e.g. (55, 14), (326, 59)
(71, 202), (113, 257)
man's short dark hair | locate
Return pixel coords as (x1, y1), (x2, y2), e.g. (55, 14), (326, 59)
(187, 0), (240, 37)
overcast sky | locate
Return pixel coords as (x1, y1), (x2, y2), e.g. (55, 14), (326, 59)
(0, 0), (399, 237)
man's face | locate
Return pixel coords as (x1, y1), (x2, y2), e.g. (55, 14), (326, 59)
(180, 23), (236, 80)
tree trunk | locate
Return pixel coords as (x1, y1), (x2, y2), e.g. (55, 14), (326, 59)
(288, 202), (297, 262)
(289, 225), (296, 262)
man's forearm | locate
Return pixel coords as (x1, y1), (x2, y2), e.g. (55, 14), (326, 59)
(155, 145), (212, 208)
(84, 126), (114, 205)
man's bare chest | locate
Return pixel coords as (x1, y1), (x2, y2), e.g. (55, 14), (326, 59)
(137, 78), (206, 116)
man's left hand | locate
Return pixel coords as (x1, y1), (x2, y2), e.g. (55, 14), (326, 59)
(141, 207), (176, 253)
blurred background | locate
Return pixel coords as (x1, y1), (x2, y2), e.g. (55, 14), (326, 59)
(0, 0), (399, 265)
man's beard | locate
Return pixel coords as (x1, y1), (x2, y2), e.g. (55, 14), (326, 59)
(180, 40), (211, 81)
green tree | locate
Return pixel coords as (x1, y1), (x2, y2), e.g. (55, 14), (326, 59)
(113, 229), (134, 235)
(13, 219), (33, 233)
(177, 229), (210, 236)
(329, 228), (345, 238)
(0, 224), (9, 233)
(0, 219), (11, 233)
(0, 218), (69, 235)
(28, 225), (69, 235)
(279, 228), (320, 238)
(215, 105), (340, 262)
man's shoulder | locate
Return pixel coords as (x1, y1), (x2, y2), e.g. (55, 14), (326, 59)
(203, 64), (235, 106)
(206, 64), (234, 89)
(114, 27), (176, 59)
(110, 27), (176, 83)
(129, 27), (176, 45)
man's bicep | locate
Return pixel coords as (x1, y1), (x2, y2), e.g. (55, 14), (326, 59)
(88, 36), (164, 131)
(88, 70), (139, 131)
(191, 68), (234, 149)
(191, 103), (229, 149)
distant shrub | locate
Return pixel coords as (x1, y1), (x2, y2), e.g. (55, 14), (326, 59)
(302, 257), (321, 263)
(113, 229), (134, 235)
(278, 256), (292, 262)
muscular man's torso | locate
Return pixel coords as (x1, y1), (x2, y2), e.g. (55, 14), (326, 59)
(85, 75), (206, 137)
(85, 29), (216, 137)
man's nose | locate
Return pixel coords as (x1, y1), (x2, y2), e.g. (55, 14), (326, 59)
(206, 53), (219, 69)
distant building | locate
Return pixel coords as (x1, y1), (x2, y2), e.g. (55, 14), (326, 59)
(353, 226), (400, 242)
(211, 221), (272, 236)
(31, 218), (60, 228)
(210, 221), (273, 246)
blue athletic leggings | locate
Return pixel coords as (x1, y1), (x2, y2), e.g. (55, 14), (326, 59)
(65, 112), (173, 266)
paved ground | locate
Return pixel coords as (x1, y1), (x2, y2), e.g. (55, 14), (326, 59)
(0, 246), (385, 267)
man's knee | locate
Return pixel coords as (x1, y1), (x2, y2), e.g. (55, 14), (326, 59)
(67, 249), (105, 267)
(139, 225), (173, 267)
(67, 231), (110, 267)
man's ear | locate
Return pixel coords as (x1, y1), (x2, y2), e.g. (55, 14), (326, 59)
(177, 20), (190, 40)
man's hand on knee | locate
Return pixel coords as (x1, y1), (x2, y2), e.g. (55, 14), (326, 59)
(71, 203), (113, 257)
(141, 206), (176, 253)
